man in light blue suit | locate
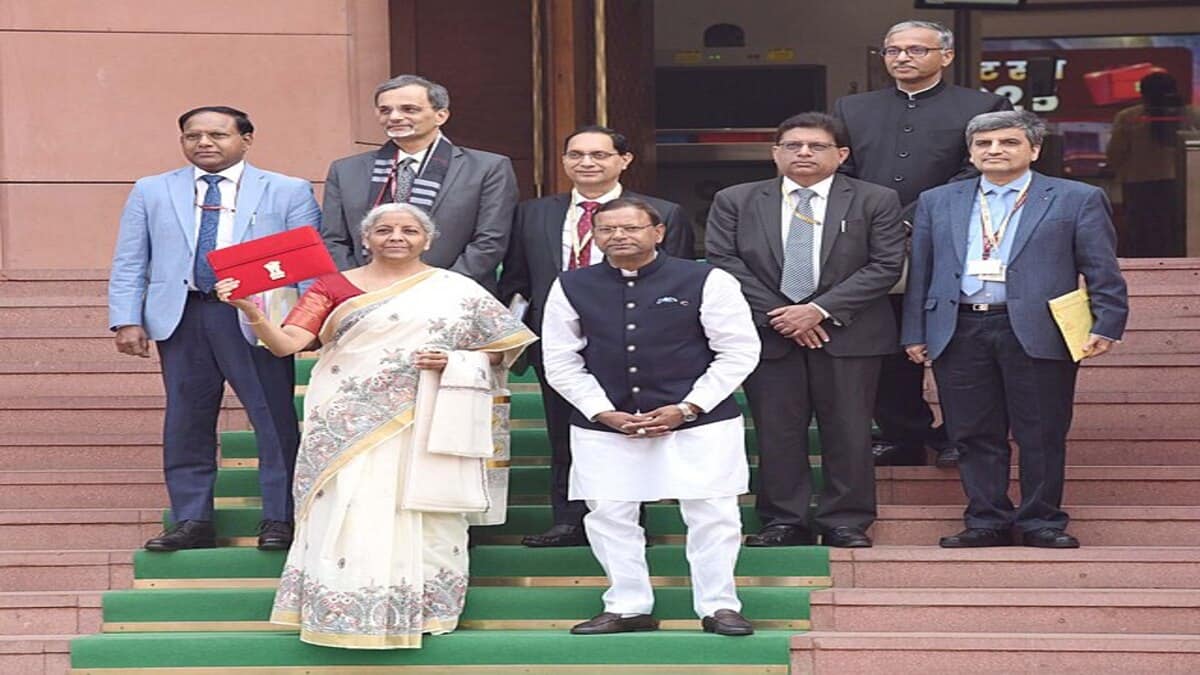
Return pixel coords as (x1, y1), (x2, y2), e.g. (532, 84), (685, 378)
(902, 110), (1127, 550)
(109, 106), (320, 552)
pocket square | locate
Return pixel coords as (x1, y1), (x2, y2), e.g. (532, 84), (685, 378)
(655, 296), (680, 305)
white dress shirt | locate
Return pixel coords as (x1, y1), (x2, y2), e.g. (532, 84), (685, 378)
(541, 265), (761, 500)
(561, 183), (623, 271)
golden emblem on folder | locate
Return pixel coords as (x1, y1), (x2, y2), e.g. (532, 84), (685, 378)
(264, 260), (286, 280)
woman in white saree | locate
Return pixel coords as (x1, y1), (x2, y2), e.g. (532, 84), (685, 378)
(215, 203), (536, 649)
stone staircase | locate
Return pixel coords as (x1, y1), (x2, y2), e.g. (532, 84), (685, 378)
(793, 258), (1200, 672)
(0, 260), (1195, 673)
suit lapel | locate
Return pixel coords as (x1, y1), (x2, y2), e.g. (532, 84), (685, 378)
(543, 194), (571, 270)
(819, 175), (852, 272)
(169, 168), (197, 250)
(431, 142), (465, 212)
(232, 164), (267, 243)
(951, 179), (978, 266)
(755, 179), (785, 270)
(1006, 173), (1055, 264)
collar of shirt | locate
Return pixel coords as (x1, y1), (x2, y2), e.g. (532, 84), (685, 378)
(571, 182), (623, 209)
(193, 160), (245, 185)
(894, 77), (946, 101)
(394, 132), (443, 166)
(979, 170), (1033, 196)
(781, 173), (834, 204)
(610, 250), (658, 278)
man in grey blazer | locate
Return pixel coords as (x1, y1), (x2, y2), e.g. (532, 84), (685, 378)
(499, 125), (694, 547)
(902, 110), (1128, 549)
(707, 112), (906, 549)
(109, 106), (320, 552)
(320, 74), (518, 291)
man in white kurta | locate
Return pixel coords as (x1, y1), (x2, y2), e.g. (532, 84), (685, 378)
(541, 197), (761, 636)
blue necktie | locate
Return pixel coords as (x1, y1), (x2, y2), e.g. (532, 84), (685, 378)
(193, 174), (224, 292)
(962, 187), (1013, 296)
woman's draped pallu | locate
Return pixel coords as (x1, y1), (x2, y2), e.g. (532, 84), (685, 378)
(269, 269), (535, 648)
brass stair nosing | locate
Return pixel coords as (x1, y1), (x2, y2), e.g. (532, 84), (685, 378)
(101, 619), (808, 633)
(71, 665), (788, 674)
(131, 576), (831, 590)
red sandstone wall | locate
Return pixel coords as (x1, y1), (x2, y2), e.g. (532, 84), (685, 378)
(0, 0), (389, 270)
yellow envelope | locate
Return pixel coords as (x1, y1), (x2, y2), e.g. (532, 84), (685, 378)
(1048, 287), (1093, 362)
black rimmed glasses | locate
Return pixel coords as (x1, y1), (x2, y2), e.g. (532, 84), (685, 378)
(881, 45), (947, 58)
(775, 141), (838, 153)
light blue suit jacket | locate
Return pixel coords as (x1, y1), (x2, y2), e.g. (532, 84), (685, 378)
(902, 171), (1128, 361)
(108, 162), (321, 341)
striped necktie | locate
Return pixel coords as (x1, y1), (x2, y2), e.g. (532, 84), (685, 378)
(780, 187), (817, 302)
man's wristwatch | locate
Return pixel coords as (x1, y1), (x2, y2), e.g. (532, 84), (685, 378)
(676, 402), (698, 423)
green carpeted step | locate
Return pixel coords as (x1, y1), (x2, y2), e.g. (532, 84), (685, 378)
(220, 426), (827, 460)
(211, 464), (821, 499)
(102, 586), (810, 624)
(71, 629), (792, 669)
(131, 546), (828, 581)
(167, 504), (769, 540)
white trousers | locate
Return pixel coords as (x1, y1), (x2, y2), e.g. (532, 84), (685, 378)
(584, 496), (743, 618)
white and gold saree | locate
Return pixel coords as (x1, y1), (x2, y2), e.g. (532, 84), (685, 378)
(270, 269), (535, 649)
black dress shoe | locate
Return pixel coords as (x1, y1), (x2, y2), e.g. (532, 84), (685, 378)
(570, 612), (659, 635)
(822, 526), (872, 548)
(522, 524), (588, 548)
(872, 441), (926, 466)
(1022, 528), (1080, 549)
(144, 520), (217, 552)
(701, 608), (754, 636)
(257, 520), (294, 551)
(744, 524), (815, 547)
(934, 445), (962, 468)
(939, 527), (1012, 548)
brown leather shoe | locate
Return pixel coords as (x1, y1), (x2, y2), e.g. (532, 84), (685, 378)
(144, 520), (216, 552)
(570, 612), (659, 635)
(701, 608), (754, 636)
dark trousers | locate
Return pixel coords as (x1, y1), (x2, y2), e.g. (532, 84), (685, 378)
(534, 364), (588, 527)
(932, 311), (1078, 532)
(873, 294), (947, 453)
(743, 347), (881, 532)
(156, 294), (299, 523)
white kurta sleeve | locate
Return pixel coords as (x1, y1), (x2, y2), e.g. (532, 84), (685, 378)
(541, 279), (616, 421)
(684, 268), (762, 413)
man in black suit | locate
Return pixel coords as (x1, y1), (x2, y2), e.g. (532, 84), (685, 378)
(706, 112), (905, 548)
(320, 74), (518, 291)
(833, 20), (1011, 468)
(499, 125), (694, 547)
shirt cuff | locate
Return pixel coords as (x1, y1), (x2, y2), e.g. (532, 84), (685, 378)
(579, 397), (617, 422)
(810, 303), (831, 320)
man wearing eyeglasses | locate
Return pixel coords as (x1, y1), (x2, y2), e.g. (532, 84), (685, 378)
(706, 112), (905, 549)
(320, 74), (518, 292)
(500, 126), (694, 547)
(542, 198), (760, 635)
(109, 106), (320, 552)
(832, 20), (1012, 470)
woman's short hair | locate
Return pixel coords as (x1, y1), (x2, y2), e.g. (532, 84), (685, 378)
(359, 203), (438, 240)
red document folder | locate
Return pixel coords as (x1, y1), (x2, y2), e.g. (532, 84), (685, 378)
(206, 226), (336, 299)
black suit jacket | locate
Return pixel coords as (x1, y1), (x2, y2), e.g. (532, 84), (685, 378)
(833, 81), (1012, 222)
(320, 141), (518, 291)
(498, 190), (694, 367)
(705, 175), (905, 360)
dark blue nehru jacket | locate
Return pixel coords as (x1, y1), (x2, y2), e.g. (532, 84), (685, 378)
(558, 254), (741, 433)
